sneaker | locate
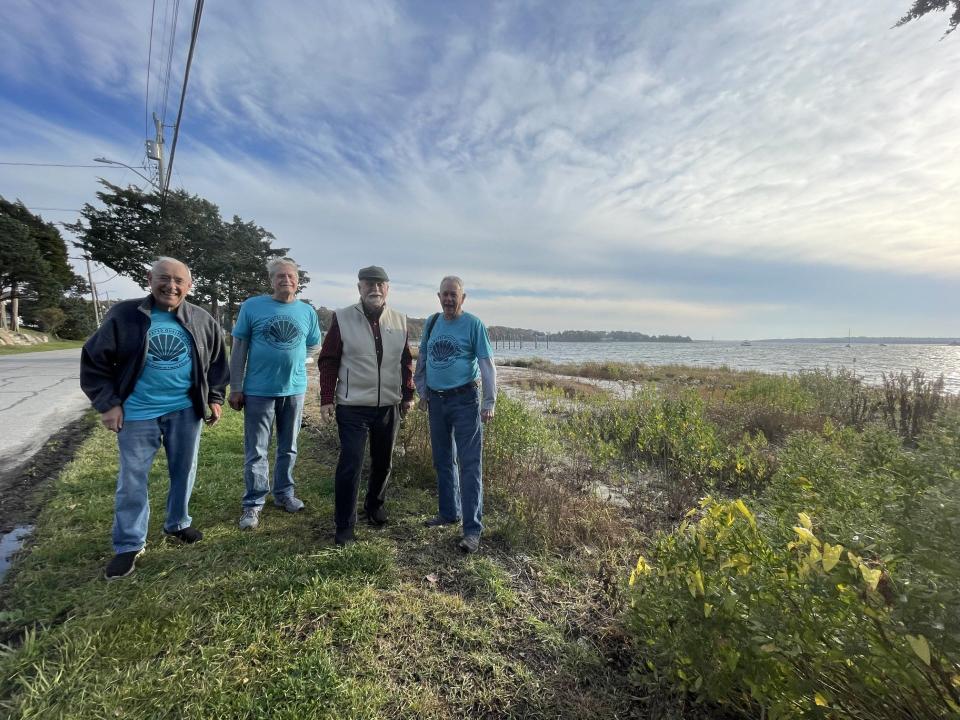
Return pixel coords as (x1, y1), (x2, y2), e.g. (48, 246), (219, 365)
(274, 495), (305, 513)
(364, 504), (388, 526)
(424, 515), (460, 527)
(105, 548), (145, 580)
(334, 527), (355, 547)
(459, 534), (481, 554)
(239, 506), (261, 530)
(164, 526), (204, 543)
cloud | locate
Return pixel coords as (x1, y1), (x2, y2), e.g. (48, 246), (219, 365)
(2, 0), (958, 339)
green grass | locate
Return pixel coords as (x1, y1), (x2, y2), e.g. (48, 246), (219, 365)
(0, 408), (637, 719)
(0, 339), (85, 355)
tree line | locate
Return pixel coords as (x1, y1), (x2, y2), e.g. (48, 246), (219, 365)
(67, 180), (307, 331)
(0, 197), (91, 337)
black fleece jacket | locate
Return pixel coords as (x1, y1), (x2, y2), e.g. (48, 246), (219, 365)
(80, 295), (229, 420)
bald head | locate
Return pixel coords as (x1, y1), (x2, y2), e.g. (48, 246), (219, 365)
(147, 257), (193, 310)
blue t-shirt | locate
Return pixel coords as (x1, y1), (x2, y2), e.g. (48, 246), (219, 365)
(232, 295), (321, 397)
(124, 307), (195, 421)
(420, 312), (493, 390)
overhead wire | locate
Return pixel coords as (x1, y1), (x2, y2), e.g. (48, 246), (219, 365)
(145, 0), (157, 139)
(160, 0), (183, 128)
(163, 0), (205, 200)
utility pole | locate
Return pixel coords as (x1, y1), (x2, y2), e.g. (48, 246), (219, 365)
(85, 256), (102, 326)
(148, 112), (166, 190)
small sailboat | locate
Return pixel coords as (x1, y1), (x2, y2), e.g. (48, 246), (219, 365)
(741, 340), (752, 347)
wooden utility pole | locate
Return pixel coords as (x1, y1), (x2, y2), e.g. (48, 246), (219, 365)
(85, 256), (101, 325)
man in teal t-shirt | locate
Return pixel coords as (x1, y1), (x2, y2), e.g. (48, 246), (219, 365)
(80, 256), (228, 580)
(230, 257), (321, 530)
(414, 275), (497, 553)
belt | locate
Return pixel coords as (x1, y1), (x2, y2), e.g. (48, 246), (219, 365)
(429, 381), (478, 397)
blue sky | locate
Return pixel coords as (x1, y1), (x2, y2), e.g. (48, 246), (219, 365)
(1, 0), (958, 339)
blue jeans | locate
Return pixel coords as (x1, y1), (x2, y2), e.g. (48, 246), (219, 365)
(113, 406), (203, 553)
(428, 385), (484, 536)
(242, 394), (305, 508)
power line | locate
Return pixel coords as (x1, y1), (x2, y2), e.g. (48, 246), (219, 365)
(25, 207), (82, 212)
(0, 162), (144, 168)
(145, 0), (157, 139)
(160, 0), (182, 127)
(163, 0), (204, 199)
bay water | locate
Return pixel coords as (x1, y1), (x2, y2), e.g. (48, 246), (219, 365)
(492, 341), (960, 394)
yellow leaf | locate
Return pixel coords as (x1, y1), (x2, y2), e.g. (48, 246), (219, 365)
(797, 512), (813, 530)
(808, 545), (822, 565)
(687, 570), (705, 597)
(792, 526), (821, 548)
(907, 635), (931, 666)
(629, 555), (652, 586)
(847, 551), (861, 568)
(814, 693), (829, 707)
(733, 499), (756, 529)
(822, 543), (842, 572)
(759, 643), (778, 653)
(859, 564), (882, 591)
(704, 603), (714, 618)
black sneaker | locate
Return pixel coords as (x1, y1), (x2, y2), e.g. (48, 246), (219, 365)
(364, 504), (388, 526)
(334, 527), (355, 547)
(164, 526), (204, 543)
(105, 548), (145, 580)
(423, 515), (460, 527)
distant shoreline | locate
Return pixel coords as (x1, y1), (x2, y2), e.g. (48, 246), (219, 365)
(750, 337), (960, 345)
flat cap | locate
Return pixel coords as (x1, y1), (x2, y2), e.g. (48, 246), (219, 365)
(358, 265), (389, 282)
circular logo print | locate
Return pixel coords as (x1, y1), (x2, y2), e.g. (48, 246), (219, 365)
(263, 315), (304, 349)
(429, 335), (461, 369)
(147, 328), (191, 370)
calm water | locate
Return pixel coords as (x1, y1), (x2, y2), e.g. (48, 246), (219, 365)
(491, 341), (960, 394)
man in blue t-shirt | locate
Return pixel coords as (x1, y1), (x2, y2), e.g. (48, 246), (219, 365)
(81, 257), (228, 580)
(414, 276), (497, 553)
(230, 257), (321, 530)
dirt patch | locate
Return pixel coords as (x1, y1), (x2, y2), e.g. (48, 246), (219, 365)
(0, 412), (97, 533)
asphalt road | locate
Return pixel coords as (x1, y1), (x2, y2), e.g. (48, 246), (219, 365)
(0, 349), (90, 476)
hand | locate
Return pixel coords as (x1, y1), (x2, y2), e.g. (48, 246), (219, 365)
(206, 403), (223, 426)
(480, 408), (495, 424)
(418, 397), (429, 411)
(319, 404), (335, 424)
(228, 391), (245, 411)
(101, 406), (124, 433)
(400, 399), (415, 417)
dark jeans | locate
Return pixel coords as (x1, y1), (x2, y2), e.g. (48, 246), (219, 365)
(334, 404), (400, 531)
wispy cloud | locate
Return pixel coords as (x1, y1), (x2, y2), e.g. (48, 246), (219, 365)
(1, 0), (958, 337)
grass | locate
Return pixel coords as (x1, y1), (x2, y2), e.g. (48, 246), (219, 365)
(0, 406), (638, 719)
(0, 339), (85, 355)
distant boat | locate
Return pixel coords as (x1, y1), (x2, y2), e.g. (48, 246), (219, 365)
(741, 340), (752, 347)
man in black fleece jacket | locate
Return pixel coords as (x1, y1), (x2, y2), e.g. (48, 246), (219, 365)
(81, 257), (228, 580)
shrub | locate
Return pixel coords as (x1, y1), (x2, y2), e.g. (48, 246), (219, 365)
(627, 415), (960, 718)
(880, 370), (947, 443)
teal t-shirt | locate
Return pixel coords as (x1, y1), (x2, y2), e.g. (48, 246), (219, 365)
(124, 307), (195, 421)
(232, 295), (321, 397)
(420, 312), (493, 390)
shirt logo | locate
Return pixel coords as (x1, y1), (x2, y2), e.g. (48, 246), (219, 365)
(263, 315), (305, 349)
(429, 335), (461, 369)
(147, 327), (191, 370)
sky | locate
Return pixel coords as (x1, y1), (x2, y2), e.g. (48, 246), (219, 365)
(1, 0), (958, 340)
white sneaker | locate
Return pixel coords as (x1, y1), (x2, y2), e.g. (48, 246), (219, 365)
(239, 506), (262, 530)
(274, 495), (305, 513)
